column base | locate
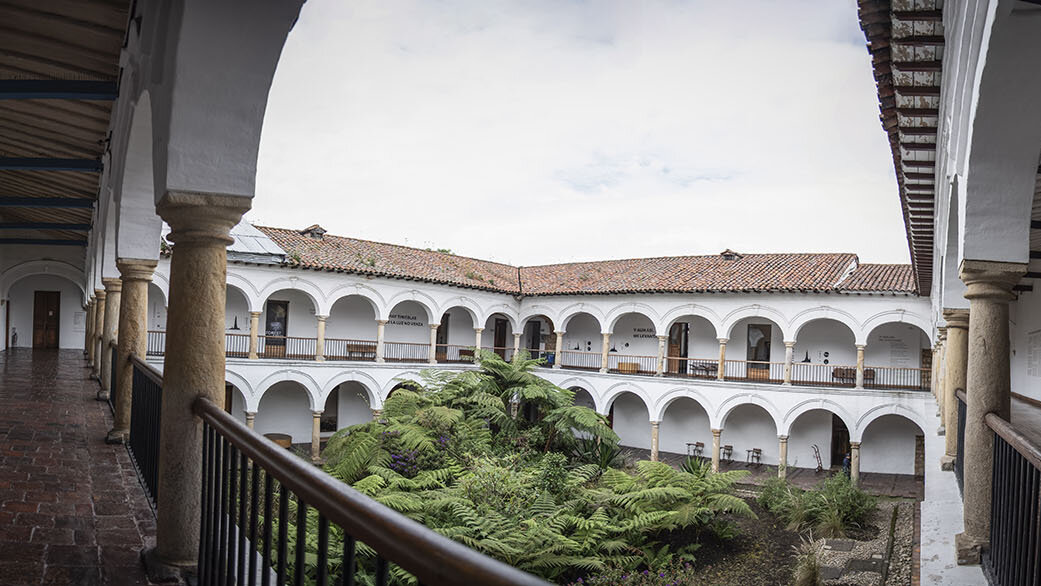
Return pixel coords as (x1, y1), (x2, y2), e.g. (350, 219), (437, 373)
(248, 353), (258, 360)
(552, 364), (561, 369)
(105, 429), (128, 444)
(781, 382), (792, 387)
(96, 389), (110, 401)
(955, 532), (986, 565)
(940, 455), (955, 471)
(599, 368), (607, 373)
(141, 547), (196, 584)
(315, 356), (325, 363)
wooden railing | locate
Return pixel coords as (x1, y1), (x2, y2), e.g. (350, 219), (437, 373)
(258, 336), (317, 360)
(108, 341), (117, 412)
(983, 412), (1041, 586)
(606, 353), (657, 376)
(720, 360), (784, 384)
(147, 330), (166, 357)
(863, 366), (930, 392)
(435, 344), (475, 363)
(383, 341), (430, 362)
(790, 362), (857, 388)
(225, 333), (250, 358)
(558, 349), (602, 371)
(664, 356), (718, 379)
(193, 397), (547, 585)
(324, 338), (377, 362)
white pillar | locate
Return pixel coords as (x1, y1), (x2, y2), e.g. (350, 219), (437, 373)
(600, 333), (610, 373)
(553, 330), (564, 369)
(849, 441), (861, 486)
(428, 324), (439, 364)
(474, 327), (484, 356)
(311, 410), (323, 464)
(716, 338), (728, 381)
(854, 344), (866, 389)
(656, 335), (667, 376)
(375, 319), (387, 363)
(315, 315), (327, 362)
(513, 332), (522, 358)
(248, 311), (260, 359)
(711, 429), (722, 473)
(245, 412), (256, 430)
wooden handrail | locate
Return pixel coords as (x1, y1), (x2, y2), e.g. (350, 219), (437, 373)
(129, 353), (163, 386)
(985, 412), (1041, 471)
(192, 397), (547, 586)
(956, 389), (967, 403)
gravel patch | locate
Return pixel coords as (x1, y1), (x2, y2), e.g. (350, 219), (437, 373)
(884, 501), (915, 586)
(819, 500), (916, 586)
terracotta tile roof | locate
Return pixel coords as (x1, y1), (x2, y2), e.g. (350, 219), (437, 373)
(837, 263), (916, 293)
(254, 225), (918, 295)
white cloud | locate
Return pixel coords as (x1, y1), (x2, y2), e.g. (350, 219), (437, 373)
(254, 0), (906, 266)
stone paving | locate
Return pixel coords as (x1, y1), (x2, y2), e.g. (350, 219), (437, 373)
(0, 349), (156, 585)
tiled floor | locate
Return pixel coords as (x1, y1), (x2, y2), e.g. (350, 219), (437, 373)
(0, 349), (156, 585)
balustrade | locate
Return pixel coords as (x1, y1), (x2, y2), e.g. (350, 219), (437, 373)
(863, 366), (930, 392)
(324, 338), (377, 361)
(606, 353), (657, 376)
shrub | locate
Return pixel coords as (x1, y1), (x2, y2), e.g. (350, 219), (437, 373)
(792, 534), (825, 586)
(758, 474), (876, 537)
(566, 562), (698, 585)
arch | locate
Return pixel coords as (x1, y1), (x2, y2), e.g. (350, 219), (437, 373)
(223, 369), (256, 410)
(320, 370), (382, 409)
(151, 270), (170, 304)
(554, 376), (601, 411)
(382, 371), (426, 400)
(255, 380), (314, 444)
(255, 369), (321, 411)
(383, 291), (437, 322)
(258, 278), (324, 315)
(436, 298), (481, 328)
(600, 381), (653, 417)
(0, 260), (86, 302)
(227, 272), (263, 313)
(569, 387), (597, 412)
(557, 304), (606, 333)
(780, 398), (856, 437)
(659, 304), (723, 339)
(113, 90), (163, 261)
(789, 307), (860, 342)
(483, 309), (520, 332)
(715, 393), (782, 431)
(518, 311), (555, 332)
(853, 403), (928, 443)
(604, 303), (661, 334)
(225, 381), (250, 420)
(721, 304), (792, 341)
(326, 284), (385, 318)
(650, 387), (716, 421)
(859, 311), (932, 346)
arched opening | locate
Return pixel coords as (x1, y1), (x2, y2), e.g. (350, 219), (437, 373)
(259, 289), (318, 359)
(864, 322), (932, 390)
(663, 315), (718, 379)
(482, 312), (514, 359)
(860, 415), (925, 477)
(224, 383), (249, 425)
(725, 317), (785, 383)
(146, 282), (168, 356)
(255, 381), (313, 444)
(435, 306), (475, 362)
(224, 284), (252, 358)
(321, 381), (374, 433)
(326, 295), (378, 361)
(721, 404), (778, 467)
(520, 315), (554, 362)
(6, 274), (84, 350)
(560, 312), (602, 370)
(571, 387), (596, 410)
(384, 301), (431, 362)
(607, 312), (657, 375)
(788, 409), (850, 472)
(659, 397), (712, 461)
(607, 391), (650, 450)
(792, 318), (857, 387)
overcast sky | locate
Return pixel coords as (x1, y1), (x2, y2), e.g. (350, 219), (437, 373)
(253, 0), (906, 267)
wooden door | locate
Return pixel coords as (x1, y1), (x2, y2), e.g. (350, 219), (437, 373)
(921, 349), (932, 389)
(746, 324), (771, 379)
(264, 300), (288, 357)
(32, 291), (60, 349)
(667, 322), (688, 373)
(493, 318), (507, 358)
(435, 313), (449, 360)
(526, 321), (541, 359)
(830, 414), (850, 467)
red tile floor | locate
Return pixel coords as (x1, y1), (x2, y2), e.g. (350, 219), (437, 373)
(0, 349), (156, 585)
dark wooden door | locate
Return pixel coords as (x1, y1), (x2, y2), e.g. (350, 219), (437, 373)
(525, 321), (541, 358)
(265, 300), (288, 357)
(493, 318), (507, 358)
(668, 322), (688, 373)
(830, 414), (850, 467)
(435, 313), (450, 360)
(33, 291), (60, 349)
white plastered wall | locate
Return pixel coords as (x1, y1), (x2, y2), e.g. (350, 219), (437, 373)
(8, 275), (86, 349)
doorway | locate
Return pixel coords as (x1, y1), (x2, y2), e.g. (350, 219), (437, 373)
(32, 291), (60, 349)
(264, 300), (289, 357)
(493, 318), (508, 358)
(435, 313), (450, 361)
(525, 320), (541, 359)
(667, 322), (688, 374)
(746, 323), (772, 380)
(830, 414), (850, 467)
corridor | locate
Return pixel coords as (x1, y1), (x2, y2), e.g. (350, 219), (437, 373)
(0, 350), (155, 585)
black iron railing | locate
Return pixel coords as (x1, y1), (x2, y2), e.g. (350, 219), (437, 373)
(194, 397), (546, 586)
(226, 333), (250, 358)
(956, 390), (966, 495)
(147, 330), (166, 356)
(128, 354), (162, 510)
(325, 338), (377, 361)
(109, 342), (117, 412)
(983, 412), (1041, 586)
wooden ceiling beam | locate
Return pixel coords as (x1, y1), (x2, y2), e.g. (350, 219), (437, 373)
(892, 60), (943, 72)
(893, 85), (942, 96)
(0, 80), (117, 100)
(892, 10), (944, 21)
(0, 197), (94, 208)
(901, 142), (937, 151)
(0, 237), (85, 246)
(892, 35), (945, 46)
(0, 158), (101, 172)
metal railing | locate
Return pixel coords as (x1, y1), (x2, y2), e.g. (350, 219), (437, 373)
(194, 397), (547, 586)
(789, 363), (857, 388)
(863, 366), (930, 392)
(663, 356), (718, 379)
(606, 353), (657, 376)
(558, 350), (602, 371)
(983, 412), (1041, 586)
(108, 342), (117, 412)
(435, 344), (475, 363)
(383, 341), (430, 363)
(720, 360), (784, 384)
(226, 333), (250, 358)
(325, 338), (377, 362)
(258, 336), (317, 361)
(956, 390), (966, 495)
(147, 330), (166, 357)
(128, 354), (162, 510)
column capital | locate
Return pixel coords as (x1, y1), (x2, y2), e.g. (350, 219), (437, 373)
(250, 311), (262, 317)
(316, 315), (328, 322)
(717, 338), (728, 344)
(377, 319), (389, 325)
(784, 340), (796, 348)
(244, 411), (257, 417)
(311, 410), (324, 417)
(117, 258), (158, 282)
(474, 327), (484, 333)
(649, 420), (660, 426)
(959, 259), (1027, 301)
(429, 323), (440, 329)
(554, 330), (564, 335)
(658, 334), (667, 341)
(778, 434), (789, 441)
(101, 277), (122, 292)
(95, 288), (107, 300)
(157, 190), (251, 248)
(513, 332), (522, 338)
(601, 332), (611, 338)
(849, 441), (861, 449)
(711, 428), (722, 436)
(942, 308), (970, 330)
(856, 343), (866, 350)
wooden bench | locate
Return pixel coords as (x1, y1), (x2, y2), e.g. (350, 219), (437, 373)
(617, 362), (640, 374)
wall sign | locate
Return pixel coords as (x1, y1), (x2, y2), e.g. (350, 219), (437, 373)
(388, 313), (424, 327)
(632, 327), (656, 339)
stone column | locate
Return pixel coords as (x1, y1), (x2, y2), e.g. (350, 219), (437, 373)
(375, 319), (387, 363)
(656, 335), (667, 376)
(371, 408), (383, 421)
(850, 441), (861, 486)
(147, 192), (251, 578)
(782, 341), (795, 385)
(92, 289), (106, 379)
(85, 297), (96, 364)
(245, 412), (256, 430)
(248, 311), (261, 359)
(98, 278), (121, 400)
(513, 332), (522, 358)
(935, 329), (948, 416)
(311, 410), (323, 464)
(942, 309), (969, 469)
(315, 315), (326, 362)
(716, 338), (728, 381)
(956, 260), (1024, 565)
(600, 333), (610, 373)
(107, 259), (156, 444)
(428, 324), (439, 364)
(778, 435), (789, 478)
(711, 429), (722, 473)
(474, 327), (484, 353)
(855, 344), (866, 389)
(649, 421), (660, 462)
(553, 330), (564, 369)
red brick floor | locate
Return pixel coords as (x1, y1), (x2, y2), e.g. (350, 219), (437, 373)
(0, 349), (157, 585)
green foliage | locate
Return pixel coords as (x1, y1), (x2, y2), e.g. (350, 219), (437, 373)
(307, 353), (752, 583)
(758, 474), (876, 538)
(792, 534), (825, 586)
(564, 561), (699, 585)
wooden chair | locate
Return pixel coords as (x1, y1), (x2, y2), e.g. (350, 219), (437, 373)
(686, 442), (704, 458)
(746, 448), (762, 467)
(721, 444), (734, 463)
